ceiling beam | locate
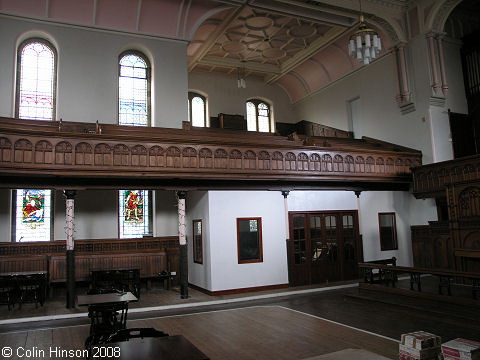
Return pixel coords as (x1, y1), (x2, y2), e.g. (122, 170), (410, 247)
(188, 4), (246, 72)
(199, 56), (281, 73)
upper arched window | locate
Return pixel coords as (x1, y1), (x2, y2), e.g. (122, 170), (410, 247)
(15, 38), (57, 121)
(188, 92), (207, 127)
(246, 100), (272, 133)
(118, 51), (151, 126)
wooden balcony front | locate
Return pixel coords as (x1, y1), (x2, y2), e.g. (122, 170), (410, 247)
(412, 154), (480, 198)
(0, 117), (421, 190)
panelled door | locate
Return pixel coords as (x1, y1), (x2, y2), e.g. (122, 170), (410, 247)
(289, 211), (360, 287)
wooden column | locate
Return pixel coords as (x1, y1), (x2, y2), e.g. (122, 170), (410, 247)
(64, 190), (76, 308)
(282, 191), (292, 287)
(176, 190), (188, 299)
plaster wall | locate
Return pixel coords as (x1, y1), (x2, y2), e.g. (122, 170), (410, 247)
(0, 16), (188, 128)
(207, 191), (288, 292)
(188, 72), (296, 126)
(186, 191), (211, 291)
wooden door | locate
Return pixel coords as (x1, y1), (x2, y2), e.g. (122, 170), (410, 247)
(289, 211), (360, 286)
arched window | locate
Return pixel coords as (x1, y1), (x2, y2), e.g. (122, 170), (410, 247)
(246, 100), (272, 132)
(14, 39), (56, 242)
(16, 38), (57, 121)
(188, 92), (207, 127)
(118, 51), (151, 126)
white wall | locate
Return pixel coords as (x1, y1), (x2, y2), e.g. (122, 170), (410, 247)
(207, 191), (288, 292)
(0, 16), (188, 128)
(154, 191), (180, 237)
(0, 190), (12, 242)
(188, 72), (297, 126)
(186, 191), (211, 290)
(359, 191), (436, 266)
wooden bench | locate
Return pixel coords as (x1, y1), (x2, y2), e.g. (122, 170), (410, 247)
(361, 257), (397, 286)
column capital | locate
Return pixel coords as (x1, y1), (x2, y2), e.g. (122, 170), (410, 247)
(281, 190), (290, 198)
(63, 190), (77, 199)
(354, 190), (362, 198)
(176, 190), (187, 200)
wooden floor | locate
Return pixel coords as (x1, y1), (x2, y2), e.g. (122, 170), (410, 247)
(0, 306), (398, 360)
(0, 279), (479, 360)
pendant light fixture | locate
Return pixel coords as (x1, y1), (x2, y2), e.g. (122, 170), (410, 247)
(348, 0), (381, 65)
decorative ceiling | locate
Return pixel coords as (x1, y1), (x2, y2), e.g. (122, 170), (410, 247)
(0, 0), (468, 103)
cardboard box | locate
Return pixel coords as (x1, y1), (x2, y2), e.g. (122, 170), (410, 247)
(441, 338), (480, 360)
(400, 344), (442, 359)
(401, 332), (442, 350)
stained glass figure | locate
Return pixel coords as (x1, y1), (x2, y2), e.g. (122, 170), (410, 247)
(17, 40), (56, 121)
(15, 189), (51, 242)
(119, 53), (150, 127)
(119, 190), (150, 238)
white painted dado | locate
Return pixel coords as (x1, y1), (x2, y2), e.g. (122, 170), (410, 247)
(0, 16), (187, 128)
(207, 191), (288, 292)
(186, 191), (211, 291)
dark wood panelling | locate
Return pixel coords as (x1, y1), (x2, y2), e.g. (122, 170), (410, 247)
(0, 117), (421, 190)
(412, 154), (480, 198)
(49, 252), (167, 283)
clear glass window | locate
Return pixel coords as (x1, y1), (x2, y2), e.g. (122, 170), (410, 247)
(246, 100), (272, 132)
(16, 39), (56, 121)
(188, 92), (207, 127)
(119, 52), (150, 126)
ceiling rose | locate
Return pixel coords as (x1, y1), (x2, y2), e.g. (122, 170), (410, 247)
(262, 48), (287, 60)
(287, 24), (317, 39)
(222, 41), (246, 54)
(245, 16), (274, 31)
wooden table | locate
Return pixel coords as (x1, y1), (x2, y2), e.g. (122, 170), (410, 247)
(77, 292), (138, 306)
(95, 335), (209, 360)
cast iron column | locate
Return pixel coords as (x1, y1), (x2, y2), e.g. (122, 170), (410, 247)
(64, 190), (77, 308)
(282, 191), (292, 286)
(176, 190), (188, 299)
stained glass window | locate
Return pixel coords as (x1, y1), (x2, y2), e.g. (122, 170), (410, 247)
(119, 190), (150, 238)
(119, 52), (150, 126)
(16, 39), (57, 121)
(246, 100), (272, 132)
(14, 189), (52, 242)
(188, 92), (207, 127)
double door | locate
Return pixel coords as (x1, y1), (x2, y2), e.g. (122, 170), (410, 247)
(289, 211), (361, 286)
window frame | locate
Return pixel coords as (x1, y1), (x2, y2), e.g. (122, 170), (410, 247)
(188, 91), (207, 127)
(118, 50), (152, 127)
(378, 212), (398, 251)
(246, 99), (272, 133)
(15, 38), (58, 121)
(12, 189), (53, 242)
(193, 219), (203, 264)
(236, 217), (263, 264)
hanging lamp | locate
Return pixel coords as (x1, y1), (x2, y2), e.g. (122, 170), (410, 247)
(348, 0), (381, 65)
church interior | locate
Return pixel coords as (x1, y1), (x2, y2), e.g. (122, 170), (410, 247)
(0, 0), (480, 359)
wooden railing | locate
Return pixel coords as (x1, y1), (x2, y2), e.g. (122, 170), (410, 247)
(358, 262), (480, 300)
(412, 154), (480, 198)
(0, 117), (422, 189)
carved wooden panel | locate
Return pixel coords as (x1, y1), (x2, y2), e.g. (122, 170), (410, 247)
(0, 137), (12, 162)
(55, 141), (73, 165)
(0, 117), (422, 187)
(413, 155), (480, 197)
